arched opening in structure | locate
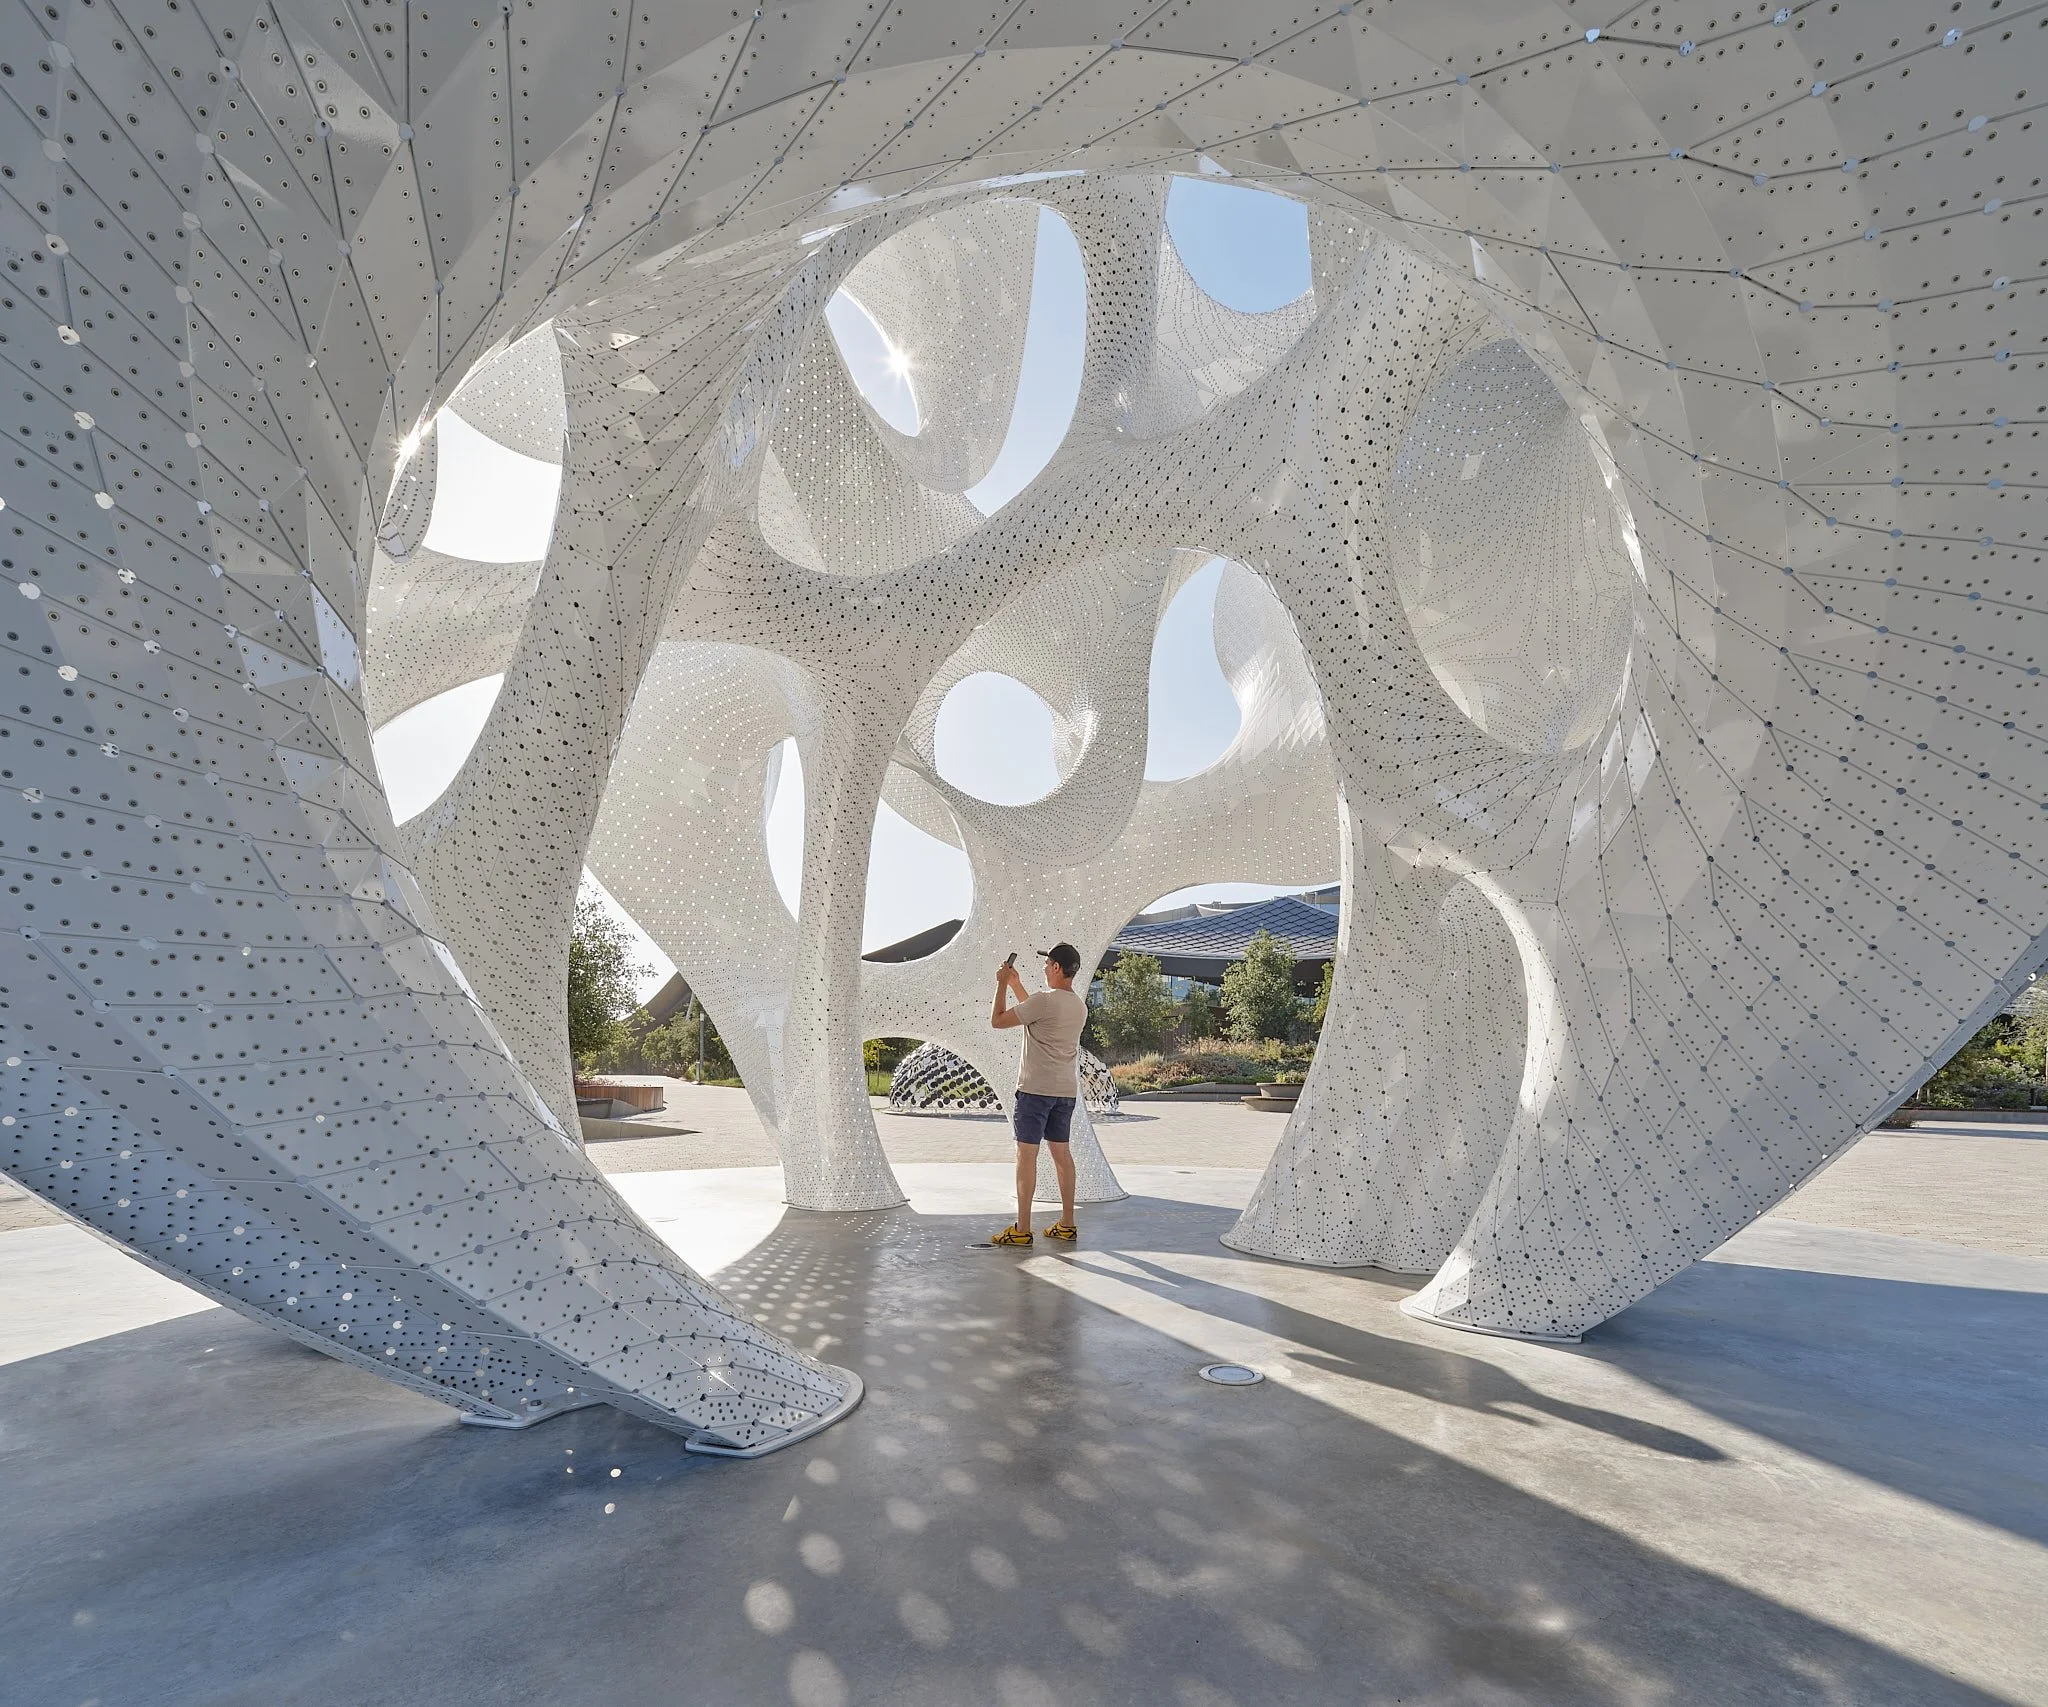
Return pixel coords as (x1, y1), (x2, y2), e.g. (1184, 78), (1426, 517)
(763, 738), (807, 918)
(825, 290), (922, 435)
(365, 323), (569, 819)
(933, 672), (1063, 806)
(370, 673), (505, 825)
(1164, 176), (1312, 314)
(1144, 557), (1242, 781)
(420, 409), (564, 562)
(862, 799), (972, 957)
(964, 206), (1086, 515)
(763, 739), (976, 951)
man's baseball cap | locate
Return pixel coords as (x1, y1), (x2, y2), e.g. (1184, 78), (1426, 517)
(1037, 942), (1081, 977)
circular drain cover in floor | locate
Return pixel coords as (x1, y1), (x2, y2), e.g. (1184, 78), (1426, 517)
(1198, 1363), (1264, 1386)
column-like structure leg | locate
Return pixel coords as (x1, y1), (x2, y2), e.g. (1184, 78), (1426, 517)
(776, 714), (911, 1210)
(1227, 824), (1523, 1272)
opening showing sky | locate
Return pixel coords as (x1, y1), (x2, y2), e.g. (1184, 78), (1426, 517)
(420, 409), (563, 562)
(371, 674), (505, 826)
(964, 207), (1087, 515)
(1146, 558), (1241, 780)
(823, 290), (921, 434)
(1164, 173), (1313, 313)
(934, 671), (1063, 806)
(372, 175), (1330, 997)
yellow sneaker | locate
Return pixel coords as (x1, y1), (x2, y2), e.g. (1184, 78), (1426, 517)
(990, 1224), (1033, 1247)
(1045, 1221), (1078, 1241)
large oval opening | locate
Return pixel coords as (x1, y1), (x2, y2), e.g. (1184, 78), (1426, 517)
(420, 408), (564, 563)
(1164, 176), (1312, 314)
(863, 801), (972, 958)
(933, 672), (1062, 806)
(370, 673), (505, 825)
(964, 207), (1086, 515)
(763, 738), (806, 917)
(1145, 558), (1242, 780)
(824, 289), (922, 435)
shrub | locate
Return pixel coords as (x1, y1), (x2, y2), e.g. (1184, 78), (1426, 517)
(567, 898), (643, 1068)
(1109, 1037), (1315, 1093)
(1222, 930), (1299, 1043)
(1181, 982), (1218, 1041)
(598, 1001), (736, 1083)
(1092, 952), (1179, 1059)
(1916, 1014), (2044, 1108)
(1109, 1053), (1199, 1094)
(1310, 958), (1335, 1031)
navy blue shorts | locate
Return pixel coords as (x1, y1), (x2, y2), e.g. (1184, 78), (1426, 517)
(1012, 1092), (1075, 1146)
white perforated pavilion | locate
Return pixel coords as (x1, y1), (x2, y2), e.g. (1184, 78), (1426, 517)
(1, 1), (2040, 1449)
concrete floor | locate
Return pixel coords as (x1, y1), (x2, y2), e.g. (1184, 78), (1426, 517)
(3, 1141), (2044, 1706)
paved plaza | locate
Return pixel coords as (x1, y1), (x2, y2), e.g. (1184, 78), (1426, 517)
(3, 1102), (2042, 1706)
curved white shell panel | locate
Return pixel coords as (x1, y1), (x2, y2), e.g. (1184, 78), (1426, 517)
(837, 198), (1041, 494)
(1386, 339), (1638, 756)
(0, 0), (2039, 1443)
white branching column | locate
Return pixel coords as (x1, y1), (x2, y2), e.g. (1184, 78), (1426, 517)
(776, 701), (913, 1211)
(1228, 823), (1525, 1271)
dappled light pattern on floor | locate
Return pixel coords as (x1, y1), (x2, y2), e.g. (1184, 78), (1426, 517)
(2, 1172), (2040, 1705)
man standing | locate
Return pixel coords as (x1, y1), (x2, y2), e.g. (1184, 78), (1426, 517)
(988, 943), (1088, 1246)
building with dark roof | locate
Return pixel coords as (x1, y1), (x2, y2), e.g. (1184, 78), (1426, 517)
(1102, 894), (1338, 993)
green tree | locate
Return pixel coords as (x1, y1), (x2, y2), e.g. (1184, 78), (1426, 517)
(595, 988), (743, 1084)
(1223, 929), (1298, 1043)
(678, 1001), (737, 1082)
(567, 897), (642, 1067)
(1917, 1013), (2045, 1109)
(1309, 958), (1335, 1031)
(1092, 952), (1178, 1059)
(1181, 982), (1218, 1042)
(863, 1036), (920, 1073)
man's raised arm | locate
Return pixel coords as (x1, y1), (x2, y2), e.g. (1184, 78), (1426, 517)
(992, 962), (1026, 1029)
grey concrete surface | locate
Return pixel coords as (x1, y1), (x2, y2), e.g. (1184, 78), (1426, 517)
(574, 1081), (1305, 1175)
(12, 1093), (2048, 1250)
(2, 1162), (2043, 1707)
(1763, 1122), (2048, 1257)
(0, 1222), (214, 1366)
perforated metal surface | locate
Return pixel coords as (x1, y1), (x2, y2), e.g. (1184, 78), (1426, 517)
(889, 1042), (1002, 1115)
(1, 2), (2041, 1432)
(889, 1042), (1120, 1119)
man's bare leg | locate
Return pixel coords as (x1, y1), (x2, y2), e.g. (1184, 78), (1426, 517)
(1015, 1143), (1039, 1233)
(1049, 1143), (1077, 1226)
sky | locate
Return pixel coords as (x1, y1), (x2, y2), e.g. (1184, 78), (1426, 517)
(371, 173), (1329, 998)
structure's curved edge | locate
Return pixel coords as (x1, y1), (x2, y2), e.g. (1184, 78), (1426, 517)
(686, 1367), (867, 1459)
(1397, 1295), (1582, 1347)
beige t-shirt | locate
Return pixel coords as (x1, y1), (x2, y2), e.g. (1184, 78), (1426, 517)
(1012, 988), (1088, 1097)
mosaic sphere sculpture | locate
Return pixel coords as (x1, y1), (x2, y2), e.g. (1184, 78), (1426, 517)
(890, 1042), (1119, 1118)
(889, 1043), (1004, 1115)
(2, 0), (2041, 1456)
